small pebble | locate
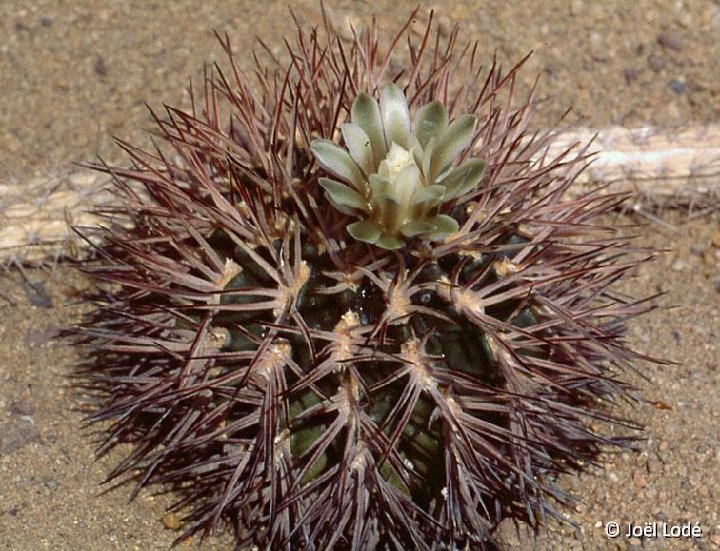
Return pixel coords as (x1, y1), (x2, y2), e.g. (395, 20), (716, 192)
(711, 230), (720, 248)
(94, 56), (108, 77)
(569, 0), (583, 16)
(21, 279), (53, 308)
(711, 5), (720, 31)
(647, 455), (661, 474)
(657, 31), (683, 51)
(493, 518), (520, 546)
(0, 419), (41, 455)
(648, 51), (666, 72)
(671, 259), (687, 271)
(25, 325), (59, 347)
(632, 469), (647, 488)
(589, 32), (608, 62)
(668, 79), (686, 94)
(8, 400), (35, 417)
(162, 512), (182, 531)
(43, 479), (60, 491)
(623, 68), (638, 84)
(493, 517), (534, 547)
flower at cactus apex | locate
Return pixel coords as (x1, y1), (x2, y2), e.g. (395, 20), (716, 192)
(311, 83), (485, 249)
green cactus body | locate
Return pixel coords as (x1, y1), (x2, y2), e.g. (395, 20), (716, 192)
(76, 12), (653, 551)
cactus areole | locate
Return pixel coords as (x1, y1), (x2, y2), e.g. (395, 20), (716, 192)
(73, 11), (654, 551)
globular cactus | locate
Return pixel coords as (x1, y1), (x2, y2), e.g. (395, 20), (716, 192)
(73, 12), (653, 550)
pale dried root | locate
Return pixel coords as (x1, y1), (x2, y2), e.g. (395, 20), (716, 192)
(548, 125), (720, 206)
(0, 170), (113, 267)
(1, 125), (719, 267)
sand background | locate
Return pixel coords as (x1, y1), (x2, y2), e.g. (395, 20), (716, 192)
(0, 1), (719, 549)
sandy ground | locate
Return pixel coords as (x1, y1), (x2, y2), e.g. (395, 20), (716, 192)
(1, 1), (719, 549)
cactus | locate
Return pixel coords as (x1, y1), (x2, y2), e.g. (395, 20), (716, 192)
(73, 12), (653, 550)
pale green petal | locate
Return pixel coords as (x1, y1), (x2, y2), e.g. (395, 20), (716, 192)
(351, 93), (386, 167)
(413, 100), (448, 148)
(379, 83), (411, 150)
(311, 139), (366, 191)
(372, 192), (401, 233)
(426, 214), (459, 240)
(412, 184), (446, 206)
(406, 133), (422, 153)
(347, 219), (382, 244)
(319, 178), (370, 213)
(411, 142), (425, 170)
(369, 174), (391, 197)
(341, 122), (374, 175)
(400, 220), (436, 237)
(410, 184), (445, 219)
(391, 163), (423, 207)
(375, 233), (405, 250)
(437, 159), (486, 200)
(427, 114), (477, 184)
(421, 136), (436, 185)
